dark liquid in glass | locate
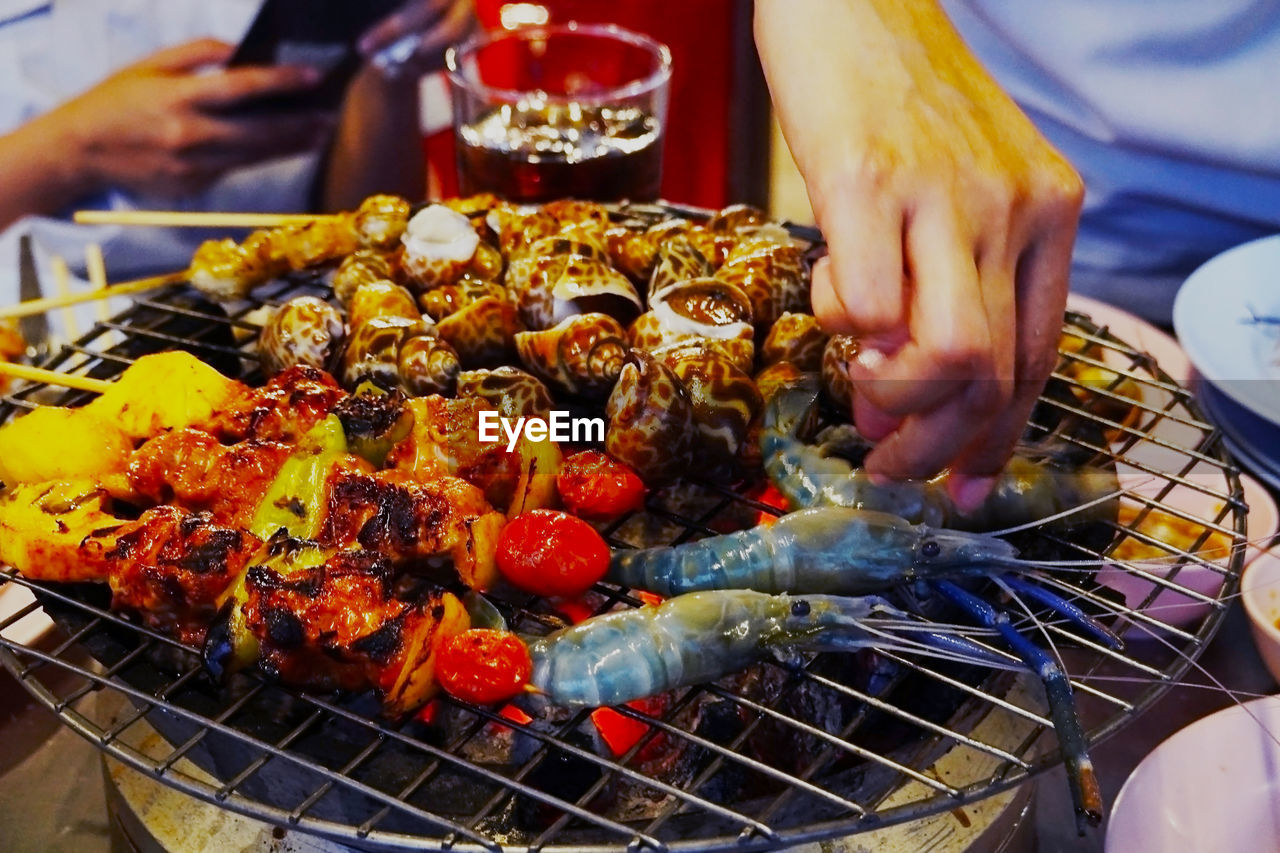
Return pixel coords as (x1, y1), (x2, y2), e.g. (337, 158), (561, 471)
(457, 102), (663, 203)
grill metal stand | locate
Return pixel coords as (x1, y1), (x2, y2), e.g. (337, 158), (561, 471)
(0, 202), (1253, 851)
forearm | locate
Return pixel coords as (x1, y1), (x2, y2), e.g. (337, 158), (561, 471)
(320, 69), (426, 211)
(0, 112), (95, 231)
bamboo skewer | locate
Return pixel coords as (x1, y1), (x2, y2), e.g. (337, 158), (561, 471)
(0, 271), (187, 322)
(49, 256), (79, 342)
(0, 361), (111, 395)
(84, 244), (111, 324)
(74, 210), (333, 229)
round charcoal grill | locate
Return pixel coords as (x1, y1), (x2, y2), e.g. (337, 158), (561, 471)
(0, 203), (1248, 852)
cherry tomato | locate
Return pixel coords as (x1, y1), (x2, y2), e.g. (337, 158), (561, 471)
(497, 509), (610, 597)
(437, 629), (531, 705)
(555, 450), (646, 521)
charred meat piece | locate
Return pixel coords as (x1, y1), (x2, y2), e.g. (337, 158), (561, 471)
(100, 506), (258, 645)
(128, 429), (293, 529)
(212, 365), (348, 443)
(241, 548), (469, 714)
(320, 468), (504, 590)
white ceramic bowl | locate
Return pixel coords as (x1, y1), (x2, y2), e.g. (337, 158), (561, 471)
(1242, 547), (1280, 684)
(1106, 695), (1280, 852)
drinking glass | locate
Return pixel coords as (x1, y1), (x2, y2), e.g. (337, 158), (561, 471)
(445, 23), (672, 203)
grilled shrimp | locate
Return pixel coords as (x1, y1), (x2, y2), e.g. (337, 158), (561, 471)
(608, 505), (1020, 597)
(761, 377), (1120, 531)
(526, 589), (1002, 707)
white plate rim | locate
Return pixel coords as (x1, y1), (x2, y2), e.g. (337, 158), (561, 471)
(1172, 233), (1280, 424)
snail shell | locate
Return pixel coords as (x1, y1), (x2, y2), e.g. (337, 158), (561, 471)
(435, 295), (522, 367)
(761, 312), (828, 371)
(332, 250), (394, 307)
(630, 277), (755, 373)
(605, 352), (695, 485)
(515, 312), (629, 399)
(456, 366), (553, 418)
(353, 194), (411, 250)
(715, 235), (807, 331)
(258, 296), (345, 376)
(707, 203), (768, 235)
(341, 316), (423, 390)
(347, 280), (420, 329)
(821, 334), (860, 412)
(400, 204), (481, 290)
(418, 276), (507, 322)
(398, 334), (462, 397)
(508, 237), (642, 330)
(654, 341), (762, 483)
(648, 234), (714, 299)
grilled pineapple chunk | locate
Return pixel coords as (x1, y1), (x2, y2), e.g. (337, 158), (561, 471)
(0, 407), (132, 487)
(86, 351), (244, 440)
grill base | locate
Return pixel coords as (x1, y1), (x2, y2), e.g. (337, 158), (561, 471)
(99, 688), (1037, 853)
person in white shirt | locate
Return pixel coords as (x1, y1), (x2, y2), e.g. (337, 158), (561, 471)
(0, 0), (470, 316)
(755, 0), (1280, 506)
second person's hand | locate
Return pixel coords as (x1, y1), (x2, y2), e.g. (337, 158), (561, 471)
(756, 0), (1084, 509)
(43, 39), (330, 199)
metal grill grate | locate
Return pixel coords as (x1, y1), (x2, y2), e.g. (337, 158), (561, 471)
(0, 204), (1247, 852)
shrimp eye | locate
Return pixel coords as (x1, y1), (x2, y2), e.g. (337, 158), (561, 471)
(790, 599), (811, 617)
(920, 540), (941, 559)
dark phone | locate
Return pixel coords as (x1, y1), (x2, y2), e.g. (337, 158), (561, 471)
(226, 0), (404, 114)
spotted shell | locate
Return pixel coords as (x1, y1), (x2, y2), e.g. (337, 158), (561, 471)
(418, 276), (507, 322)
(341, 316), (423, 390)
(630, 277), (756, 373)
(353, 194), (411, 250)
(715, 235), (807, 331)
(821, 335), (860, 412)
(515, 313), (630, 399)
(394, 334), (459, 397)
(348, 280), (420, 329)
(761, 312), (828, 371)
(605, 352), (695, 485)
(507, 237), (642, 330)
(707, 204), (768, 235)
(496, 200), (611, 261)
(456, 366), (553, 418)
(435, 295), (522, 367)
(332, 250), (394, 306)
(648, 234), (714, 299)
(278, 218), (360, 270)
(258, 296), (345, 376)
(753, 360), (808, 405)
(400, 204), (481, 290)
(654, 341), (762, 482)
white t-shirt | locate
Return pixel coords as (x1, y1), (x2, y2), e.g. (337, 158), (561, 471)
(0, 0), (318, 336)
(943, 0), (1280, 324)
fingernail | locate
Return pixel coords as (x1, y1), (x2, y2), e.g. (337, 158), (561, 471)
(866, 469), (892, 487)
(951, 475), (998, 513)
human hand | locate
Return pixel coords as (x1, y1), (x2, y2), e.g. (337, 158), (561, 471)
(358, 0), (477, 78)
(755, 0), (1083, 509)
(47, 39), (329, 198)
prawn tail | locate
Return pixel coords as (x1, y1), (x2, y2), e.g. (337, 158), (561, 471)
(996, 573), (1123, 651)
(932, 580), (1103, 834)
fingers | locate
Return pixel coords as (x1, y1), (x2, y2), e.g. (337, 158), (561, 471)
(850, 203), (997, 417)
(809, 180), (906, 344)
(950, 227), (1074, 486)
(184, 65), (322, 109)
(358, 0), (471, 58)
(133, 39), (233, 73)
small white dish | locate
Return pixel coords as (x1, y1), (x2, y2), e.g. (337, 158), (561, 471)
(1242, 547), (1280, 685)
(1172, 233), (1280, 425)
(1106, 695), (1280, 852)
